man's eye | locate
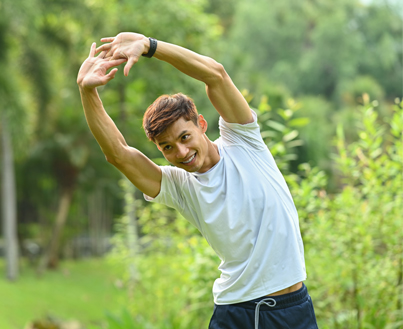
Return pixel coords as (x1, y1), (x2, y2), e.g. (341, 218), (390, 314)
(164, 145), (172, 151)
(182, 134), (190, 141)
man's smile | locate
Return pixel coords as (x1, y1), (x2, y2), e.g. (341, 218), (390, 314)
(181, 152), (197, 165)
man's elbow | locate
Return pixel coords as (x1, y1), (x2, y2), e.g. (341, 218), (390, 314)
(212, 60), (227, 79)
(105, 146), (137, 168)
(206, 60), (228, 85)
(105, 155), (116, 165)
(103, 143), (132, 166)
(105, 152), (125, 167)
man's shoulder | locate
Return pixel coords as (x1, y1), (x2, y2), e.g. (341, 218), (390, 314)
(218, 109), (259, 129)
(217, 115), (266, 151)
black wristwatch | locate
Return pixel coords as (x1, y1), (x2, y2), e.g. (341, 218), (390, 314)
(142, 37), (157, 58)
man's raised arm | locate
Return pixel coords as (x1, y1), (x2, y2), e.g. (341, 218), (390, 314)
(97, 33), (253, 124)
(77, 43), (162, 198)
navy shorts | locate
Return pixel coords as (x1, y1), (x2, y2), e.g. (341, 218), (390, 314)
(208, 284), (319, 329)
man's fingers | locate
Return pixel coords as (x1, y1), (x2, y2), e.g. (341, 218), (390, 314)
(104, 68), (119, 83)
(124, 57), (138, 77)
(105, 58), (127, 70)
(95, 43), (113, 54)
(98, 51), (107, 59)
(106, 49), (115, 59)
(100, 37), (115, 42)
(89, 42), (96, 58)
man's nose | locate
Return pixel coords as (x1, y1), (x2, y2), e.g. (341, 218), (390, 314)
(176, 144), (189, 159)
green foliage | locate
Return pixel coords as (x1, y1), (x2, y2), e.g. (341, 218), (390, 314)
(224, 0), (402, 101)
(295, 96), (334, 170)
(253, 94), (310, 172)
(336, 75), (385, 107)
(101, 309), (154, 329)
(299, 99), (403, 328)
(0, 0), (37, 157)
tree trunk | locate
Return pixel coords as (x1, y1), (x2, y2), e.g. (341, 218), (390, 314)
(122, 178), (139, 261)
(121, 178), (139, 301)
(88, 188), (111, 256)
(1, 117), (19, 281)
(38, 188), (73, 272)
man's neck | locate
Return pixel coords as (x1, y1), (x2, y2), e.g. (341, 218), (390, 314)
(197, 137), (220, 173)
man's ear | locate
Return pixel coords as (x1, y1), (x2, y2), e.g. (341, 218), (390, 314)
(198, 114), (208, 133)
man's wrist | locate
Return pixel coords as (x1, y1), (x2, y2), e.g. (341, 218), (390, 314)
(79, 84), (97, 93)
(142, 36), (150, 55)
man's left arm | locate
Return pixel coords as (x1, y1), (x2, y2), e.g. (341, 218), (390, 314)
(96, 33), (253, 125)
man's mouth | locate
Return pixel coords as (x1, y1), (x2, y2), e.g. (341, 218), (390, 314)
(181, 152), (196, 164)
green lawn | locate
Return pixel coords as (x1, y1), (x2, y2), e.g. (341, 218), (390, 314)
(0, 258), (127, 329)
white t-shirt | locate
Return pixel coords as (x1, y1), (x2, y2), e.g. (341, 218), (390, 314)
(144, 110), (306, 305)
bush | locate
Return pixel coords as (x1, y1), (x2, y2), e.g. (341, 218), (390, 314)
(295, 98), (403, 328)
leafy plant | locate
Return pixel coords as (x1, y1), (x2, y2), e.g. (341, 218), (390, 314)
(300, 97), (403, 328)
(252, 93), (310, 173)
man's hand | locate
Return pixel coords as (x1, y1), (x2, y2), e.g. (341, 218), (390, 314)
(96, 33), (149, 77)
(77, 43), (127, 89)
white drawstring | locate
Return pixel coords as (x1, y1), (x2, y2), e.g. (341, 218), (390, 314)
(254, 298), (276, 329)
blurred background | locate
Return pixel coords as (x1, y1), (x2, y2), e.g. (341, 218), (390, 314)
(0, 0), (402, 328)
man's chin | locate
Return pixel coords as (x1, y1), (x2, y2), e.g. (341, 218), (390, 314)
(170, 162), (200, 172)
(181, 165), (199, 173)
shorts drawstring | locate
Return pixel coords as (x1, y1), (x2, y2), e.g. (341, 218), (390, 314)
(254, 298), (276, 329)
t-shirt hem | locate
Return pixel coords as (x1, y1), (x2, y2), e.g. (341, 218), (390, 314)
(213, 274), (307, 305)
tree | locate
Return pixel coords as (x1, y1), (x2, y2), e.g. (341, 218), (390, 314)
(1, 115), (18, 280)
(223, 0), (401, 101)
(0, 0), (37, 280)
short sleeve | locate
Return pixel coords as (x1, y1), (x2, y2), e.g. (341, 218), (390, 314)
(218, 110), (266, 150)
(144, 166), (203, 231)
(144, 166), (189, 211)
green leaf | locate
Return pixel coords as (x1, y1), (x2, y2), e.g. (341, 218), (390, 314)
(258, 95), (271, 112)
(266, 120), (286, 132)
(283, 154), (298, 161)
(260, 130), (277, 139)
(288, 117), (310, 127)
(287, 140), (304, 148)
(277, 109), (293, 121)
(283, 130), (299, 142)
(336, 123), (345, 141)
(258, 112), (271, 122)
(370, 148), (382, 159)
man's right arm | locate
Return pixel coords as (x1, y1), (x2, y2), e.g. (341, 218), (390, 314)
(77, 43), (162, 198)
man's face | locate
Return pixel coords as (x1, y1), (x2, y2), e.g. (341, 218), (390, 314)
(155, 115), (211, 173)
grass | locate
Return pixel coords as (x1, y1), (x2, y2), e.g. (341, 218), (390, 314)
(0, 258), (127, 329)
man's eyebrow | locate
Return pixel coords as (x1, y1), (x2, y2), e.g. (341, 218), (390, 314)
(158, 130), (188, 146)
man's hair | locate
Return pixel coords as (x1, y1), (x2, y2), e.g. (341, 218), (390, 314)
(143, 93), (199, 142)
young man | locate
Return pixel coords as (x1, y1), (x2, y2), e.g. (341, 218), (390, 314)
(77, 32), (318, 329)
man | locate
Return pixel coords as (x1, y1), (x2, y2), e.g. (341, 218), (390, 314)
(77, 32), (318, 329)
